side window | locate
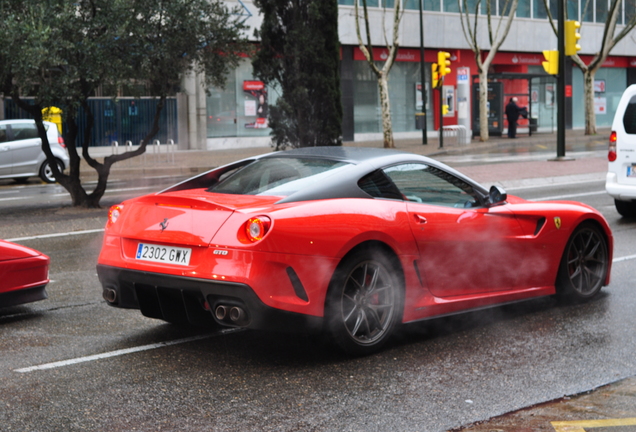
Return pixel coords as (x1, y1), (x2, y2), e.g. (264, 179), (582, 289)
(623, 95), (636, 134)
(358, 170), (403, 200)
(10, 123), (39, 141)
(0, 125), (7, 143)
(383, 163), (480, 208)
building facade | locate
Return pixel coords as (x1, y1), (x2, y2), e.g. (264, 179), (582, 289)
(190, 0), (636, 150)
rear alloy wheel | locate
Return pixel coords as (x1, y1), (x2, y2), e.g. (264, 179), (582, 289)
(615, 199), (636, 218)
(39, 159), (64, 183)
(326, 250), (402, 356)
(556, 222), (609, 301)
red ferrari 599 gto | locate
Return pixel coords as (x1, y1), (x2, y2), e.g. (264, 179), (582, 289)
(97, 147), (613, 355)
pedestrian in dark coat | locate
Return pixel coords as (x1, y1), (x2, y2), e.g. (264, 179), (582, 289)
(505, 97), (522, 138)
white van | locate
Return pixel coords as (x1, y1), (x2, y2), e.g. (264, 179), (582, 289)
(0, 119), (70, 183)
(606, 84), (636, 217)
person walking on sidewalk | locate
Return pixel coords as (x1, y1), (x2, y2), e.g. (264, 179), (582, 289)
(505, 97), (525, 138)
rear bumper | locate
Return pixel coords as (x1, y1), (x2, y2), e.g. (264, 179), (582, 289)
(96, 265), (323, 333)
(606, 172), (636, 200)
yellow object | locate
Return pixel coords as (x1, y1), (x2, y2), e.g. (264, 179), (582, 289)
(542, 50), (559, 75)
(437, 51), (451, 77)
(565, 20), (581, 56)
(431, 63), (440, 89)
(42, 107), (63, 134)
(442, 104), (449, 115)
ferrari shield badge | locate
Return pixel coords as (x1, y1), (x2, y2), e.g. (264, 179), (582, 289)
(554, 217), (562, 229)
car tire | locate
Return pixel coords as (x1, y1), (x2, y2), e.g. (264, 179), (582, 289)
(556, 222), (609, 302)
(325, 248), (402, 356)
(614, 199), (636, 218)
(39, 158), (64, 183)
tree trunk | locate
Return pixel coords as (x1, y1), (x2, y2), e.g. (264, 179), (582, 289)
(583, 68), (597, 135)
(378, 74), (395, 149)
(478, 69), (490, 142)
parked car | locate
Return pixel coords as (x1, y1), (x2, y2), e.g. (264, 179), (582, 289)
(607, 84), (636, 217)
(97, 147), (613, 355)
(0, 240), (49, 308)
(0, 119), (69, 183)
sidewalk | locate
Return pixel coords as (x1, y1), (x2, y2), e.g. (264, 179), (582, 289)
(78, 128), (611, 185)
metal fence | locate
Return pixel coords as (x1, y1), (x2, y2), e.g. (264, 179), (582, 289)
(3, 97), (178, 147)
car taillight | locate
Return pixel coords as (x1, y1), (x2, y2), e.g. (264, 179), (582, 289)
(608, 131), (617, 162)
(245, 216), (271, 242)
(107, 204), (124, 228)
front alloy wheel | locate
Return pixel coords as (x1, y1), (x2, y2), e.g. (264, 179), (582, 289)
(557, 222), (609, 301)
(327, 250), (402, 355)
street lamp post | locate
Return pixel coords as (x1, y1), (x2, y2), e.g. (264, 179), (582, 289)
(419, 0), (428, 144)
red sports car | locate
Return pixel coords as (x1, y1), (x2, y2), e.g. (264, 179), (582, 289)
(0, 240), (49, 307)
(97, 147), (613, 355)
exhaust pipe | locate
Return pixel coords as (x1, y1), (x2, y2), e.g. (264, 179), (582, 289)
(103, 288), (117, 303)
(229, 306), (245, 322)
(215, 305), (228, 320)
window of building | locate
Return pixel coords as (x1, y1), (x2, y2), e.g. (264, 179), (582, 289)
(596, 0), (609, 22)
(517, 0), (531, 17)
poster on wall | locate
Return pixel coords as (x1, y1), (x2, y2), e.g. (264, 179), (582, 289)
(595, 97), (607, 115)
(243, 80), (269, 129)
(594, 80), (606, 93)
(415, 82), (430, 110)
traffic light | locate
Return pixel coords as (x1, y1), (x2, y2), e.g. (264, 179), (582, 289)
(442, 105), (449, 115)
(437, 51), (451, 76)
(431, 63), (439, 88)
(542, 50), (558, 75)
(565, 20), (581, 56)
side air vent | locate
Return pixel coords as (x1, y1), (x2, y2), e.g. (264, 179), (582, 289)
(535, 217), (546, 236)
(286, 267), (309, 302)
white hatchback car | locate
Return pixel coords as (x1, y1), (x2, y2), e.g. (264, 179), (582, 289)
(0, 119), (70, 183)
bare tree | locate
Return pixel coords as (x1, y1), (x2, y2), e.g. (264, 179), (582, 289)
(354, 0), (403, 148)
(544, 0), (636, 135)
(459, 0), (519, 142)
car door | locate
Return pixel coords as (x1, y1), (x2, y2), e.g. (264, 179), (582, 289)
(9, 122), (42, 176)
(382, 163), (526, 297)
(0, 123), (11, 177)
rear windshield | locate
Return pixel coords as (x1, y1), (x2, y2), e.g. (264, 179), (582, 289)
(624, 95), (636, 134)
(208, 157), (350, 196)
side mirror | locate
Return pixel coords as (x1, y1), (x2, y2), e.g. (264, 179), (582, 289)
(489, 185), (507, 205)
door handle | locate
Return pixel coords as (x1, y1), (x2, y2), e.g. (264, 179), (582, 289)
(414, 214), (427, 224)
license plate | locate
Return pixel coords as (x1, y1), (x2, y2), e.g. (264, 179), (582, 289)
(628, 165), (636, 178)
(136, 243), (191, 266)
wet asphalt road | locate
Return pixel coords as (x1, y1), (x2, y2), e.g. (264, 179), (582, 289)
(1, 159), (636, 431)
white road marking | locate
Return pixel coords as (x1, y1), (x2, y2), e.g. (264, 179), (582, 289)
(613, 254), (636, 263)
(14, 331), (240, 373)
(530, 190), (607, 201)
(6, 228), (105, 242)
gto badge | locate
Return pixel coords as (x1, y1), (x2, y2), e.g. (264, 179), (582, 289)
(159, 218), (169, 232)
(213, 250), (229, 256)
(554, 217), (562, 230)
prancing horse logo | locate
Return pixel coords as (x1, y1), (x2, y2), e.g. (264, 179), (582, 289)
(554, 217), (562, 230)
(159, 218), (169, 232)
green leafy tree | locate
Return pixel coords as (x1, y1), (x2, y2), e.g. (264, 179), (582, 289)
(252, 0), (342, 149)
(0, 0), (247, 208)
